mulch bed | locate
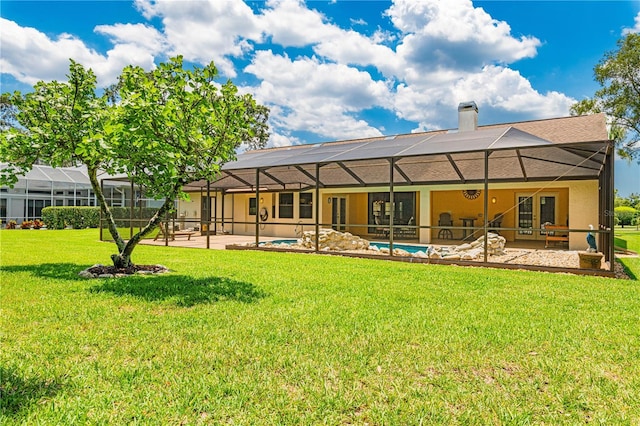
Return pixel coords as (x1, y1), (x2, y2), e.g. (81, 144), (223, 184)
(80, 264), (169, 278)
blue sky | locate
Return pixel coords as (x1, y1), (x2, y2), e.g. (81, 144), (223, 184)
(1, 0), (639, 196)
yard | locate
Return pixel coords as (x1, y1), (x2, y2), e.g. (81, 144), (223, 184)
(1, 229), (639, 424)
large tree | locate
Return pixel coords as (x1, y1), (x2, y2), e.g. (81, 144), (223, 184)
(1, 57), (269, 268)
(571, 33), (640, 161)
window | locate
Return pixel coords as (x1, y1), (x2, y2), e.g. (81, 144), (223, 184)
(299, 193), (313, 219)
(279, 193), (294, 218)
(0, 198), (6, 221)
(249, 197), (257, 215)
(26, 199), (51, 220)
(367, 192), (416, 233)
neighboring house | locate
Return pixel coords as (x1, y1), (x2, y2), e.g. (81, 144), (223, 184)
(0, 164), (150, 224)
(180, 103), (614, 261)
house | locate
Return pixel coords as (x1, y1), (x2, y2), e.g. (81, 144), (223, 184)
(179, 102), (615, 266)
(0, 164), (144, 224)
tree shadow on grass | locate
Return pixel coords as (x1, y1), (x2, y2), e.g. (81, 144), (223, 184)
(0, 263), (93, 281)
(89, 274), (267, 307)
(617, 259), (638, 280)
(2, 264), (267, 306)
(0, 366), (62, 418)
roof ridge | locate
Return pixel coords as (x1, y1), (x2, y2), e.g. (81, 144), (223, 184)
(247, 113), (606, 154)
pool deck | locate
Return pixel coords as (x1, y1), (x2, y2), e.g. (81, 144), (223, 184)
(138, 232), (621, 277)
(141, 234), (273, 250)
(140, 233), (548, 251)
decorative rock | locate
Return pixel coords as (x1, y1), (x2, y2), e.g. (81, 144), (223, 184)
(443, 233), (506, 260)
(393, 248), (411, 257)
(443, 254), (461, 260)
(297, 229), (370, 251)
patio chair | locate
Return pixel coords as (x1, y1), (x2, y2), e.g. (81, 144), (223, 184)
(154, 222), (196, 241)
(374, 216), (389, 238)
(399, 216), (415, 238)
(488, 212), (504, 233)
(437, 212), (453, 239)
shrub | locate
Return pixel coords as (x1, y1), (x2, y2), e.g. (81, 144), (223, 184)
(615, 206), (638, 227)
(20, 220), (33, 229)
(41, 206), (159, 229)
(41, 207), (100, 229)
(6, 220), (17, 229)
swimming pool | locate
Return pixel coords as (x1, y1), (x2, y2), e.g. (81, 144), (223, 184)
(262, 239), (429, 254)
(369, 242), (430, 254)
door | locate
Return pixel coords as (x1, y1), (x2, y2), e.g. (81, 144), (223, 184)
(516, 193), (558, 240)
(200, 196), (216, 233)
(331, 197), (346, 231)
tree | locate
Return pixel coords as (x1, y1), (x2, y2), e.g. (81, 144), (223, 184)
(1, 57), (269, 268)
(571, 33), (640, 161)
(0, 93), (19, 130)
(614, 206), (638, 227)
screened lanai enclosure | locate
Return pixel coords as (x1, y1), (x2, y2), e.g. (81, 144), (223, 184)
(174, 111), (615, 276)
(0, 163), (161, 224)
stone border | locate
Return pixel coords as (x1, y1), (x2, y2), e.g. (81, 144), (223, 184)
(79, 264), (169, 279)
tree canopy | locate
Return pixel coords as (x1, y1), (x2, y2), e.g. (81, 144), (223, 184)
(1, 57), (269, 268)
(571, 33), (640, 161)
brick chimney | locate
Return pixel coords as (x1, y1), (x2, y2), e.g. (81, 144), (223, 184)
(458, 101), (478, 132)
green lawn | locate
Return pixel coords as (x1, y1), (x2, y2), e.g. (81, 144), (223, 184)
(615, 228), (640, 279)
(1, 230), (639, 424)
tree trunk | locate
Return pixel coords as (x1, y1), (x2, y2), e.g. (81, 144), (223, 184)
(86, 164), (182, 268)
(86, 166), (126, 253)
(115, 196), (176, 266)
(111, 253), (133, 269)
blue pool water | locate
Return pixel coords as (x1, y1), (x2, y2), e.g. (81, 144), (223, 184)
(263, 239), (297, 245)
(369, 242), (429, 254)
(262, 239), (429, 254)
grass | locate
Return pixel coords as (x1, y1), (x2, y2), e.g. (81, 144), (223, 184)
(615, 228), (640, 280)
(1, 229), (639, 424)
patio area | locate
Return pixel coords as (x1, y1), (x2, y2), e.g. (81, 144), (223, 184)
(139, 231), (614, 276)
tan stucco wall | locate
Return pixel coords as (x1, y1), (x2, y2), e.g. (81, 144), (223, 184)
(568, 180), (599, 250)
(180, 179), (598, 245)
(430, 187), (570, 242)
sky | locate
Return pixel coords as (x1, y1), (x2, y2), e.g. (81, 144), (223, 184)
(1, 0), (639, 196)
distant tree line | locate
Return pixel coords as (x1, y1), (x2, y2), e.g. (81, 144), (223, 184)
(614, 191), (640, 227)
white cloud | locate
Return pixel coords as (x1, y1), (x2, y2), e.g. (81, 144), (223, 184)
(245, 51), (388, 140)
(350, 18), (367, 26)
(388, 0), (540, 74)
(393, 65), (574, 131)
(260, 0), (334, 46)
(622, 11), (640, 35)
(134, 0), (262, 77)
(94, 23), (167, 54)
(451, 66), (575, 117)
(0, 18), (155, 86)
(260, 0), (399, 75)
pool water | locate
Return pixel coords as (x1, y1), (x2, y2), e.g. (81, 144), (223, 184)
(369, 242), (430, 254)
(262, 239), (429, 254)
